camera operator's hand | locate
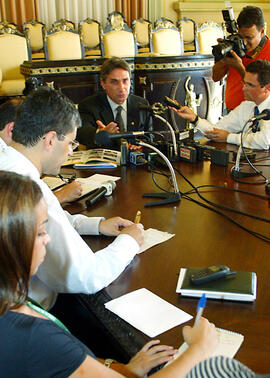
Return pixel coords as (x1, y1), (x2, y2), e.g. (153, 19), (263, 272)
(222, 50), (245, 73)
(213, 50), (245, 82)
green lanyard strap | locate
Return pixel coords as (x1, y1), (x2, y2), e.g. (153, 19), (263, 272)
(25, 298), (70, 334)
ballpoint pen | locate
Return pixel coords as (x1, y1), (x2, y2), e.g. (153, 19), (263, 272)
(194, 293), (206, 325)
(134, 210), (141, 224)
(58, 174), (76, 183)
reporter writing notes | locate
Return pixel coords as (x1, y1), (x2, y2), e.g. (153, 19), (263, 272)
(0, 99), (83, 204)
(0, 173), (217, 376)
(0, 88), (144, 353)
(172, 60), (270, 150)
(212, 6), (270, 111)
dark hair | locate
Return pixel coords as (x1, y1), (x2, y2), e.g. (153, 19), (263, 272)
(100, 57), (131, 82)
(23, 76), (44, 96)
(0, 99), (21, 131)
(12, 87), (81, 147)
(246, 60), (270, 87)
(237, 6), (265, 31)
(0, 171), (43, 315)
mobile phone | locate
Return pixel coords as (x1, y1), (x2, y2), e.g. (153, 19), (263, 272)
(164, 96), (181, 109)
(189, 265), (231, 285)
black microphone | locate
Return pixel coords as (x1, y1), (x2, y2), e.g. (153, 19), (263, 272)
(95, 130), (149, 146)
(139, 103), (154, 112)
(85, 180), (116, 207)
(250, 109), (270, 122)
(139, 102), (166, 115)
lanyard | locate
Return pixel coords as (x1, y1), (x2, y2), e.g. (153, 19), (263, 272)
(25, 298), (70, 333)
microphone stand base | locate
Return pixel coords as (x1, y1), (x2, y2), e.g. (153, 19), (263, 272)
(231, 168), (261, 178)
(142, 192), (181, 207)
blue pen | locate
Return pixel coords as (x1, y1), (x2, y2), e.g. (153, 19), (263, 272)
(194, 293), (207, 325)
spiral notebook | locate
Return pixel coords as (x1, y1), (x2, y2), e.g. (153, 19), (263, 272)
(166, 327), (244, 365)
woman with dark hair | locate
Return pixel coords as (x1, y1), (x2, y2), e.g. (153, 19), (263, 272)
(0, 170), (218, 377)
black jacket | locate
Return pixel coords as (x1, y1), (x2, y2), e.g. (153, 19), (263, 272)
(77, 91), (152, 149)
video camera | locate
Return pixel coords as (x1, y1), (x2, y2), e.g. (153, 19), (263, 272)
(212, 7), (246, 62)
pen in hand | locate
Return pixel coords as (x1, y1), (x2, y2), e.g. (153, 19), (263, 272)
(194, 293), (206, 325)
(134, 210), (141, 224)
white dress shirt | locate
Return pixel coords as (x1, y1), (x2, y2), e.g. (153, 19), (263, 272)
(0, 147), (139, 309)
(107, 96), (127, 131)
(195, 96), (270, 150)
(0, 136), (7, 152)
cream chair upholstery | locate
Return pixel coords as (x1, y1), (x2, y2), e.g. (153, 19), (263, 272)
(150, 18), (184, 56)
(23, 20), (45, 60)
(177, 17), (199, 53)
(0, 27), (31, 97)
(44, 26), (84, 60)
(197, 21), (225, 55)
(101, 11), (136, 58)
(132, 18), (151, 54)
(78, 18), (101, 58)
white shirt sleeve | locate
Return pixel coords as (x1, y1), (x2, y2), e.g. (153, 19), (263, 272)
(36, 185), (139, 308)
(196, 101), (270, 150)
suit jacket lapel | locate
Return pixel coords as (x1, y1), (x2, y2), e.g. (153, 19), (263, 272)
(127, 96), (138, 131)
(99, 93), (114, 126)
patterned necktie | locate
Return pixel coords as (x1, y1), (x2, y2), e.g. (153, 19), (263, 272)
(253, 105), (260, 132)
(115, 106), (125, 133)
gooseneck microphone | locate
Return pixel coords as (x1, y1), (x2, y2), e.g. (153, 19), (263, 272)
(95, 130), (150, 146)
(139, 102), (178, 156)
(250, 109), (270, 122)
(85, 180), (116, 207)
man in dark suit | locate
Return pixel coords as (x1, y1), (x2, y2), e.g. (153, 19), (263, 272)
(78, 57), (152, 149)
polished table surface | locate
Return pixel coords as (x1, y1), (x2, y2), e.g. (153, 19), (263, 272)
(63, 144), (270, 373)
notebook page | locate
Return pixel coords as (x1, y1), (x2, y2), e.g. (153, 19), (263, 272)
(166, 327), (244, 365)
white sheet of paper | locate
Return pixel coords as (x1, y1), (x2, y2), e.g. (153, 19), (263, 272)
(138, 228), (175, 254)
(105, 288), (192, 337)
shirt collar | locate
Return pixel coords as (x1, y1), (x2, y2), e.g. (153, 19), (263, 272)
(107, 95), (127, 113)
(257, 95), (270, 113)
(0, 136), (7, 151)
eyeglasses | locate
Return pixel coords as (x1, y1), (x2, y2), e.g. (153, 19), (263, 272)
(58, 134), (79, 151)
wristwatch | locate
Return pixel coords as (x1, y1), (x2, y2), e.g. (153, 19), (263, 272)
(191, 115), (199, 125)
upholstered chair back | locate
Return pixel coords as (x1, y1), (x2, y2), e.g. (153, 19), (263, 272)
(0, 28), (31, 96)
(44, 29), (84, 60)
(101, 11), (136, 58)
(132, 18), (151, 53)
(79, 18), (101, 57)
(197, 21), (225, 54)
(150, 19), (184, 56)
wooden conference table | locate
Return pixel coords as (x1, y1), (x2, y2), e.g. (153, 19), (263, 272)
(63, 144), (270, 374)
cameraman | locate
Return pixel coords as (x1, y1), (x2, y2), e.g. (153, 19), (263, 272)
(212, 6), (270, 111)
(171, 60), (270, 150)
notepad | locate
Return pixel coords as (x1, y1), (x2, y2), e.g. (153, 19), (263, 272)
(43, 173), (120, 199)
(176, 268), (257, 302)
(166, 328), (244, 366)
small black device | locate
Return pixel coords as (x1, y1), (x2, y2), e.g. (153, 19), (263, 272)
(212, 7), (246, 61)
(190, 265), (231, 285)
(164, 96), (181, 109)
